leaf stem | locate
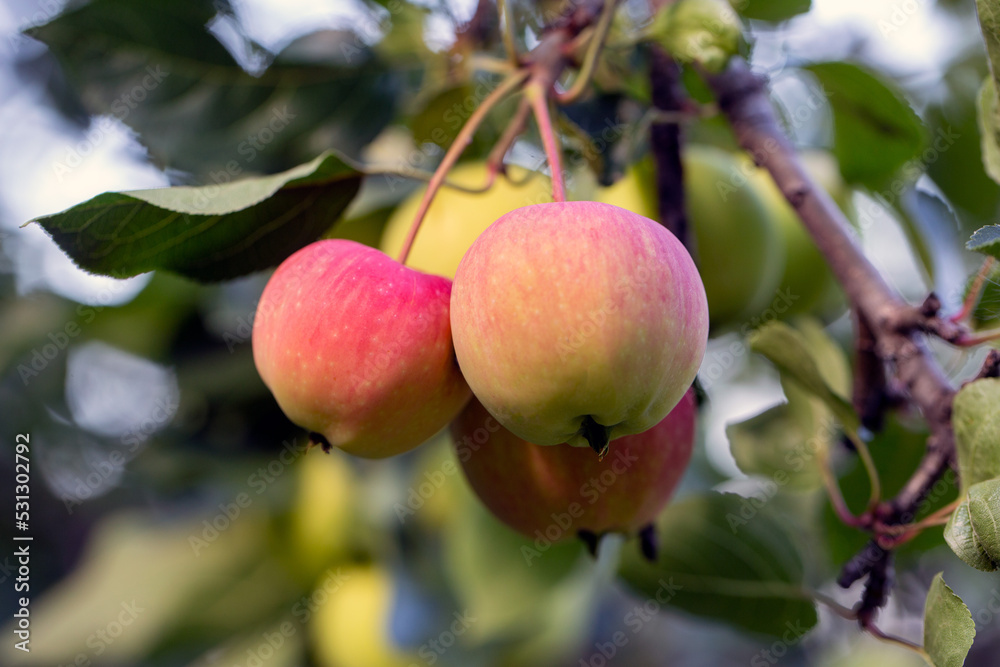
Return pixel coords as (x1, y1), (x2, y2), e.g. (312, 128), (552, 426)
(396, 69), (530, 265)
(950, 256), (995, 323)
(865, 622), (929, 658)
(555, 0), (619, 104)
(818, 448), (864, 528)
(847, 431), (882, 514)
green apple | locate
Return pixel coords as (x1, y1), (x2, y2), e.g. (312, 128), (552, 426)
(598, 145), (785, 330)
(450, 201), (708, 454)
(742, 150), (851, 318)
(252, 240), (471, 458)
(451, 389), (696, 538)
(380, 161), (551, 278)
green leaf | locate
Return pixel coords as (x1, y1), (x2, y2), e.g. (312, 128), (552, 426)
(976, 0), (1000, 94)
(30, 151), (362, 281)
(29, 0), (409, 176)
(805, 62), (926, 190)
(967, 478), (1000, 562)
(731, 0), (810, 22)
(618, 493), (818, 637)
(750, 321), (859, 432)
(923, 573), (975, 667)
(976, 79), (1000, 186)
(967, 224), (1000, 260)
(727, 403), (823, 490)
(952, 378), (1000, 493)
(969, 262), (1000, 330)
(944, 499), (999, 572)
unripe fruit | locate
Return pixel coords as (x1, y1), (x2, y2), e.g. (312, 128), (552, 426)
(741, 150), (851, 317)
(451, 389), (697, 537)
(380, 162), (551, 279)
(598, 146), (783, 330)
(252, 240), (471, 458)
(450, 201), (708, 453)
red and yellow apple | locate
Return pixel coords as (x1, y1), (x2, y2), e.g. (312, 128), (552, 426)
(450, 201), (708, 454)
(252, 239), (471, 458)
(451, 389), (697, 537)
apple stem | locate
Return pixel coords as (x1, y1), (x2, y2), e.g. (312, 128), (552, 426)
(638, 523), (659, 562)
(581, 415), (611, 459)
(396, 69), (530, 266)
(497, 0), (520, 68)
(554, 0), (619, 104)
(308, 432), (332, 453)
(578, 529), (600, 557)
(526, 81), (567, 202)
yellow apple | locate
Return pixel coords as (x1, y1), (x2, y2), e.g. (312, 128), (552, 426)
(380, 161), (551, 278)
(309, 565), (416, 667)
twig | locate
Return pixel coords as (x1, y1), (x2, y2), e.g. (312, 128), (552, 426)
(971, 349), (1000, 381)
(555, 0), (619, 104)
(486, 96), (533, 177)
(853, 311), (889, 432)
(648, 47), (693, 250)
(702, 59), (959, 617)
(396, 69), (530, 264)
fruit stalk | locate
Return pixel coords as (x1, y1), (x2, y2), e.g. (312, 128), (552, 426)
(396, 68), (530, 265)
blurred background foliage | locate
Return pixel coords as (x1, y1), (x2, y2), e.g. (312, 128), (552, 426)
(0, 0), (999, 665)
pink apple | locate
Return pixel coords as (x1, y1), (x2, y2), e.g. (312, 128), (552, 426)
(252, 240), (471, 458)
(450, 201), (708, 454)
(452, 389), (697, 537)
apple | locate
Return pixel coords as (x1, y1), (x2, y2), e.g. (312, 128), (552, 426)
(598, 145), (784, 330)
(309, 565), (417, 667)
(451, 389), (696, 537)
(450, 201), (708, 454)
(380, 161), (551, 278)
(252, 239), (471, 458)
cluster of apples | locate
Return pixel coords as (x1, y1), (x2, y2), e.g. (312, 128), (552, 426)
(252, 159), (710, 541)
